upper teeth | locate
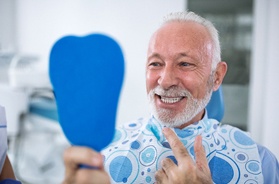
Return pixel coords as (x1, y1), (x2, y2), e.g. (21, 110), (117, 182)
(161, 97), (182, 104)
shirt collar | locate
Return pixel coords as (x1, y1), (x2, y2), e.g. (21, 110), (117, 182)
(149, 109), (217, 142)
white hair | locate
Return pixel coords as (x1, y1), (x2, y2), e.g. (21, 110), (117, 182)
(162, 11), (221, 70)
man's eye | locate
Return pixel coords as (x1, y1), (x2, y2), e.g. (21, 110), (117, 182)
(149, 62), (161, 67)
(179, 62), (190, 66)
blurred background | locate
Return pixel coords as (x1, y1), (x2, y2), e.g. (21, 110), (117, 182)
(0, 0), (278, 183)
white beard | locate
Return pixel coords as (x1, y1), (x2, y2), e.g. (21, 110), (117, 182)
(148, 78), (214, 128)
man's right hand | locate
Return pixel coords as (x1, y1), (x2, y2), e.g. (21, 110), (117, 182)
(63, 146), (110, 184)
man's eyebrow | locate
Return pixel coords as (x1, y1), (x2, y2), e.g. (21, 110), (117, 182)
(176, 52), (195, 60)
(177, 52), (189, 57)
(147, 52), (191, 61)
(147, 53), (162, 60)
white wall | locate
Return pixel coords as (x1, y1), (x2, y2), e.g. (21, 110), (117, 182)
(248, 0), (279, 158)
(15, 0), (185, 125)
(0, 0), (16, 51)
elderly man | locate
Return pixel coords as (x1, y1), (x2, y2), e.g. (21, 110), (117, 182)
(63, 11), (279, 184)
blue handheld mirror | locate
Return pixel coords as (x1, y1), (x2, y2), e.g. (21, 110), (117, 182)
(49, 34), (125, 151)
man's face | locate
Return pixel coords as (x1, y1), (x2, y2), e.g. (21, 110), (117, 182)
(146, 21), (215, 128)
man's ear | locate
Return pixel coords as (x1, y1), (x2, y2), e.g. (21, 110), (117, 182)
(213, 61), (227, 91)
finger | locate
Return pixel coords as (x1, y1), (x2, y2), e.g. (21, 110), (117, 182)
(75, 169), (110, 184)
(155, 169), (168, 184)
(63, 146), (104, 183)
(64, 146), (104, 168)
(161, 158), (177, 175)
(163, 128), (191, 162)
(194, 135), (209, 171)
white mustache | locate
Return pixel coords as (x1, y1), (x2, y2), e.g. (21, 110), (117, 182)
(152, 86), (192, 98)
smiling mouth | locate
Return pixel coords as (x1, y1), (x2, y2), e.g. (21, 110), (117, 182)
(158, 95), (185, 104)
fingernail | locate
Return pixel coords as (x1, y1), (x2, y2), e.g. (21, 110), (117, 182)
(163, 127), (170, 133)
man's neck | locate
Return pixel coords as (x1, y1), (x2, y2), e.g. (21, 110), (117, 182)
(176, 109), (206, 129)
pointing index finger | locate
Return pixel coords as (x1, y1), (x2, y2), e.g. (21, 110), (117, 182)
(163, 128), (192, 163)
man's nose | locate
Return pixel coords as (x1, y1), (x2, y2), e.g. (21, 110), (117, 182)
(157, 66), (179, 89)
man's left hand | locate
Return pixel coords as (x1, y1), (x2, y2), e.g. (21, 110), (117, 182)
(155, 128), (212, 184)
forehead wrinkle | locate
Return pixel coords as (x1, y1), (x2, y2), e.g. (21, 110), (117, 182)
(147, 52), (164, 62)
(172, 52), (194, 62)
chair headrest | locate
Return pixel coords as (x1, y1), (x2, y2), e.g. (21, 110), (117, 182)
(206, 86), (224, 122)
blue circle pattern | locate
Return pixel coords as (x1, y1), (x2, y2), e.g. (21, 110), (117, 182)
(129, 123), (137, 127)
(161, 141), (170, 148)
(145, 176), (151, 183)
(246, 160), (261, 175)
(109, 156), (132, 183)
(234, 130), (254, 146)
(235, 152), (248, 163)
(248, 162), (259, 172)
(102, 117), (263, 183)
(131, 141), (140, 150)
(174, 128), (194, 138)
(209, 156), (234, 184)
(140, 146), (157, 166)
(167, 155), (178, 165)
(238, 154), (246, 161)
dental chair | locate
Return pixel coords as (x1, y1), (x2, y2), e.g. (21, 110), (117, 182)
(206, 86), (224, 121)
(12, 89), (68, 184)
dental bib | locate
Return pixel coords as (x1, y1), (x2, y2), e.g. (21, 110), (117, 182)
(102, 114), (263, 184)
